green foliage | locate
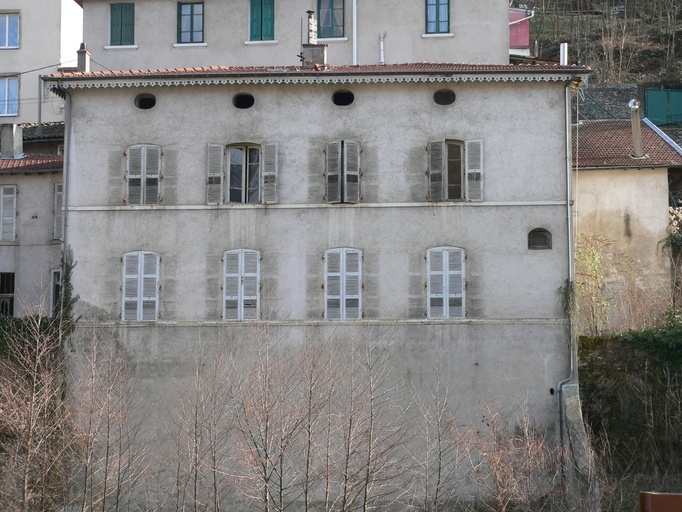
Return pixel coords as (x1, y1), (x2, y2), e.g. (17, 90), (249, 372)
(614, 310), (682, 367)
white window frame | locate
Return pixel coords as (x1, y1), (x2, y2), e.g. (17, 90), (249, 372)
(0, 77), (19, 116)
(427, 139), (483, 201)
(207, 142), (278, 205)
(325, 140), (361, 203)
(223, 249), (261, 320)
(0, 185), (16, 241)
(324, 247), (362, 320)
(0, 14), (19, 49)
(427, 246), (465, 318)
(122, 251), (160, 321)
(53, 183), (63, 240)
(125, 144), (161, 205)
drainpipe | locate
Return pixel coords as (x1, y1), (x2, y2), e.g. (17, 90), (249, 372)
(58, 83), (71, 351)
(557, 75), (580, 451)
(352, 0), (357, 65)
(379, 33), (385, 65)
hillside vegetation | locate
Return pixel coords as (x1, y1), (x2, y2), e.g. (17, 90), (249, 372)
(513, 0), (682, 84)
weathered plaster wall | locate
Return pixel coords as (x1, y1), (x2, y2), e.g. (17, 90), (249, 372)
(81, 0), (510, 70)
(0, 172), (62, 316)
(574, 167), (670, 283)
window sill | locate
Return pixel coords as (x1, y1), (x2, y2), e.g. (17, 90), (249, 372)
(173, 42), (207, 48)
(0, 47), (19, 50)
(0, 240), (18, 246)
(317, 37), (348, 43)
(244, 39), (278, 46)
(104, 45), (139, 50)
(421, 33), (454, 38)
(0, 113), (18, 117)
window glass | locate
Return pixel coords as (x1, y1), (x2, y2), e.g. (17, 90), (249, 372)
(426, 0), (449, 34)
(229, 145), (260, 204)
(178, 2), (203, 43)
(0, 77), (18, 116)
(0, 14), (19, 48)
(446, 142), (463, 200)
(529, 229), (552, 249)
(318, 0), (343, 38)
(0, 272), (14, 317)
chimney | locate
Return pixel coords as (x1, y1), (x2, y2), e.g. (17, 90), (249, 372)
(629, 99), (645, 159)
(77, 42), (91, 72)
(306, 10), (317, 45)
(559, 42), (568, 65)
(1, 124), (24, 159)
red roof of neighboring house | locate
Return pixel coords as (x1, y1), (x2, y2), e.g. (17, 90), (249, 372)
(47, 62), (590, 80)
(0, 154), (63, 173)
(573, 119), (682, 169)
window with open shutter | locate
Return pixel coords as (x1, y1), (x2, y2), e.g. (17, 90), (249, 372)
(207, 143), (224, 205)
(325, 248), (362, 320)
(126, 144), (161, 205)
(465, 139), (483, 201)
(53, 183), (63, 239)
(427, 247), (464, 318)
(1, 186), (16, 241)
(326, 140), (361, 204)
(123, 251), (159, 321)
(223, 249), (260, 321)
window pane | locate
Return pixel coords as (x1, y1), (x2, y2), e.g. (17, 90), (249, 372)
(0, 79), (6, 115)
(181, 16), (191, 32)
(447, 143), (462, 200)
(8, 15), (18, 47)
(0, 16), (7, 47)
(229, 148), (243, 202)
(247, 147), (260, 203)
(194, 4), (202, 14)
(181, 4), (191, 15)
(194, 14), (202, 31)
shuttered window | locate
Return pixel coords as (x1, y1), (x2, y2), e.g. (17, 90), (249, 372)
(0, 185), (16, 241)
(210, 143), (278, 204)
(428, 139), (483, 201)
(250, 0), (275, 41)
(325, 140), (361, 204)
(110, 3), (135, 46)
(126, 144), (161, 205)
(427, 247), (464, 318)
(123, 251), (159, 321)
(53, 183), (63, 240)
(425, 0), (449, 34)
(223, 249), (260, 321)
(325, 248), (362, 320)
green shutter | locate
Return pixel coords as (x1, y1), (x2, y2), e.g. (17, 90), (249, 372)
(250, 0), (262, 40)
(110, 4), (122, 45)
(177, 3), (182, 43)
(262, 0), (274, 40)
(121, 3), (135, 45)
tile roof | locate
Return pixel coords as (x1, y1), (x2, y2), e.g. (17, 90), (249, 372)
(48, 62), (590, 80)
(20, 122), (64, 142)
(0, 154), (63, 173)
(573, 119), (682, 169)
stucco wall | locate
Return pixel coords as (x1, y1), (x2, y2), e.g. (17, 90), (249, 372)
(0, 172), (63, 316)
(574, 167), (670, 283)
(81, 0), (510, 70)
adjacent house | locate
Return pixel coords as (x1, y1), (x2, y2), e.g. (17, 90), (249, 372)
(573, 105), (682, 328)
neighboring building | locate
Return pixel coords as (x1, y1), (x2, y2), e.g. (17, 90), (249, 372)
(0, 124), (63, 317)
(509, 7), (532, 57)
(77, 0), (510, 70)
(573, 111), (682, 320)
(0, 0), (82, 126)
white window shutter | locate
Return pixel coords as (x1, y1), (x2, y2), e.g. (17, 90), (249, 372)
(1, 186), (16, 242)
(344, 249), (362, 319)
(207, 143), (225, 205)
(428, 141), (445, 201)
(145, 146), (161, 205)
(261, 142), (278, 204)
(53, 183), (64, 240)
(427, 247), (465, 319)
(427, 249), (445, 318)
(325, 141), (342, 203)
(123, 252), (141, 320)
(242, 250), (260, 319)
(126, 146), (143, 205)
(446, 248), (465, 317)
(343, 141), (361, 203)
(141, 252), (159, 320)
(223, 251), (241, 320)
(465, 139), (483, 201)
(325, 249), (342, 319)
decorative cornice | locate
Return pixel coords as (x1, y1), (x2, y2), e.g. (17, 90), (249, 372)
(48, 73), (574, 90)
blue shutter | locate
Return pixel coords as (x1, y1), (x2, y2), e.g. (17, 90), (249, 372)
(262, 0), (275, 40)
(250, 0), (262, 40)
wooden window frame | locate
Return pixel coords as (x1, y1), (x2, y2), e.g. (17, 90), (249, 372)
(428, 139), (483, 202)
(177, 2), (203, 43)
(318, 0), (344, 38)
(425, 0), (449, 34)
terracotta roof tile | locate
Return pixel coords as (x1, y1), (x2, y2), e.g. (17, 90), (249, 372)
(0, 154), (63, 173)
(573, 119), (682, 169)
(48, 62), (590, 80)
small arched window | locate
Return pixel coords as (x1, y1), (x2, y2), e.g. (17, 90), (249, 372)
(528, 229), (552, 250)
